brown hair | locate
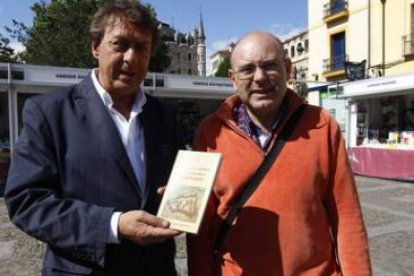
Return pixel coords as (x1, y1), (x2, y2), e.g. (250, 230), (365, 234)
(89, 1), (158, 53)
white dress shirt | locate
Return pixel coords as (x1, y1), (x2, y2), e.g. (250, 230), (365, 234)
(91, 69), (146, 243)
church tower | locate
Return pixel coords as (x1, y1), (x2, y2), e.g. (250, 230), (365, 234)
(197, 12), (206, 77)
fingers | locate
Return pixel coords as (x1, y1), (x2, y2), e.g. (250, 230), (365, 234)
(118, 210), (181, 245)
(157, 186), (166, 196)
(135, 210), (169, 228)
(138, 225), (181, 245)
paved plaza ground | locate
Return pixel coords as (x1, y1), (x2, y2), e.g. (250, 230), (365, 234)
(0, 176), (413, 275)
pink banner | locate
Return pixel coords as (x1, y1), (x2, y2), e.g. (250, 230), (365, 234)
(348, 147), (414, 181)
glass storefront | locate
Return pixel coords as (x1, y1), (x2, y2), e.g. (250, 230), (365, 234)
(0, 92), (40, 195)
(0, 92), (9, 149)
(355, 94), (414, 147)
(0, 92), (10, 196)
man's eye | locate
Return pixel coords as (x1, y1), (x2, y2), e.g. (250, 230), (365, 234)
(111, 41), (128, 51)
(136, 43), (151, 53)
(239, 67), (254, 74)
(262, 62), (278, 71)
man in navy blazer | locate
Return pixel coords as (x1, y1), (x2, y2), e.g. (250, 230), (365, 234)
(5, 2), (182, 275)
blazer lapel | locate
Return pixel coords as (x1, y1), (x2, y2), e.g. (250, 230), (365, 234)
(73, 76), (142, 197)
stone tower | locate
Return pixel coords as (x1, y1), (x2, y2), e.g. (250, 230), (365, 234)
(157, 15), (206, 76)
(196, 13), (206, 77)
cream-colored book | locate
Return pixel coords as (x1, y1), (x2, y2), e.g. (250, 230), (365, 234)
(157, 150), (222, 234)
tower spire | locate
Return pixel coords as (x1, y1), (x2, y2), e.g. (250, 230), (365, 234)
(197, 9), (206, 76)
(198, 10), (205, 41)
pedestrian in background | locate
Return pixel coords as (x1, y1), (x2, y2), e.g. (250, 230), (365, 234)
(188, 31), (371, 275)
(5, 1), (181, 275)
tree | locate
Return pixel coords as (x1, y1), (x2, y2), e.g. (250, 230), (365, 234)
(148, 38), (170, 72)
(3, 0), (170, 71)
(214, 57), (231, 77)
(0, 33), (18, 63)
(21, 0), (113, 68)
(143, 3), (170, 72)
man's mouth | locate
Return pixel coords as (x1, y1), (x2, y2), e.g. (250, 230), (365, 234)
(119, 70), (137, 78)
(251, 88), (269, 94)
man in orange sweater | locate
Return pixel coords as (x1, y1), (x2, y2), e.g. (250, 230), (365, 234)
(187, 31), (371, 275)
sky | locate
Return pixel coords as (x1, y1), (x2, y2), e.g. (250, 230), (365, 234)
(0, 0), (308, 71)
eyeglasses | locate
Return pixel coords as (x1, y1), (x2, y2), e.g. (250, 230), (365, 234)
(231, 59), (280, 80)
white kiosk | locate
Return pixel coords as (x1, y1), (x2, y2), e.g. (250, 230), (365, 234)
(338, 72), (414, 181)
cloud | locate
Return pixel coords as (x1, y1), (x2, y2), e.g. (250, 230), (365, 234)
(269, 23), (306, 41)
(206, 37), (237, 76)
(211, 37), (237, 52)
(10, 41), (25, 53)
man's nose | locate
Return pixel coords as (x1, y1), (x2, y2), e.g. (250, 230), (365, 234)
(253, 66), (267, 81)
(123, 47), (138, 63)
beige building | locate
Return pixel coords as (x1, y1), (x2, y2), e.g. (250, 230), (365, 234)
(283, 31), (309, 97)
(370, 0), (414, 76)
(210, 49), (231, 76)
(284, 30), (309, 83)
(308, 1), (414, 181)
(308, 0), (414, 82)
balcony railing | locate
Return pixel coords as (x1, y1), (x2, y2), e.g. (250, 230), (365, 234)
(323, 0), (348, 18)
(403, 33), (414, 57)
(323, 54), (347, 73)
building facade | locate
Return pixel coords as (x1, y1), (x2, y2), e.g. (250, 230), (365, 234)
(308, 0), (414, 82)
(210, 48), (231, 76)
(307, 0), (414, 180)
(283, 30), (309, 97)
(158, 15), (206, 77)
(284, 30), (309, 83)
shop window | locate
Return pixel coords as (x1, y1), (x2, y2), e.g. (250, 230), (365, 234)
(0, 68), (24, 80)
(0, 93), (9, 149)
(0, 92), (10, 196)
(404, 97), (414, 130)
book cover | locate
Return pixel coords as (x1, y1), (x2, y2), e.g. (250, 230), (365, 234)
(157, 150), (222, 234)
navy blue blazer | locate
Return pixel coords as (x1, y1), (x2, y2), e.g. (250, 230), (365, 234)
(5, 76), (181, 275)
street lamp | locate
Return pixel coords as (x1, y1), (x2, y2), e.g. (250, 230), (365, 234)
(380, 0), (386, 76)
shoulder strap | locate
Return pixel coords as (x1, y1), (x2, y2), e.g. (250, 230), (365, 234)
(213, 104), (306, 255)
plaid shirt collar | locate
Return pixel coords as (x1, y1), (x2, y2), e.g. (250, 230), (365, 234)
(234, 98), (288, 150)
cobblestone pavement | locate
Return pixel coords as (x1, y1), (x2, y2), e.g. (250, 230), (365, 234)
(356, 176), (414, 276)
(1, 176), (413, 275)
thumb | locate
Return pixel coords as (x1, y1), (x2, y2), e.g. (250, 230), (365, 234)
(139, 211), (170, 228)
(157, 186), (166, 196)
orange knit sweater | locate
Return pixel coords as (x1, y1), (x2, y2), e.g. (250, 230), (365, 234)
(187, 90), (371, 276)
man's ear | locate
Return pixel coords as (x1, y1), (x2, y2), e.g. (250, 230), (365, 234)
(228, 69), (239, 90)
(284, 57), (292, 77)
(91, 42), (100, 59)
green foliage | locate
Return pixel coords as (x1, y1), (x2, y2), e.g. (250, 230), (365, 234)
(22, 0), (114, 68)
(149, 40), (170, 72)
(214, 57), (231, 77)
(0, 33), (18, 62)
(2, 0), (170, 71)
